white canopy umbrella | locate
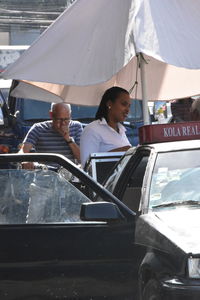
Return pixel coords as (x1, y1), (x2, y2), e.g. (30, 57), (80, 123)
(2, 0), (200, 124)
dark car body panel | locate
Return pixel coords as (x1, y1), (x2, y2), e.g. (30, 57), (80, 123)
(0, 153), (141, 299)
(1, 136), (200, 299)
(0, 222), (139, 299)
(102, 138), (200, 299)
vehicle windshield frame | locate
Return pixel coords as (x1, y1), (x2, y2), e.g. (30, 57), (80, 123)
(148, 148), (200, 211)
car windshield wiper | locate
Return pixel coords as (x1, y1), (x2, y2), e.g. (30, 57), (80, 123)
(152, 200), (200, 209)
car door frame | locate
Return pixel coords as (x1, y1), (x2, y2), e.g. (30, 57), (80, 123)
(111, 147), (152, 203)
(0, 153), (138, 300)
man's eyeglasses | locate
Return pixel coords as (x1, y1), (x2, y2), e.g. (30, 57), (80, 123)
(53, 117), (70, 122)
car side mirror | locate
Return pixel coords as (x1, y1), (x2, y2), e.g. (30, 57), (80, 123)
(80, 201), (125, 222)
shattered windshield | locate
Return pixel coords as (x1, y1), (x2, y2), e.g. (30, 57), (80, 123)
(0, 168), (91, 224)
(149, 150), (200, 209)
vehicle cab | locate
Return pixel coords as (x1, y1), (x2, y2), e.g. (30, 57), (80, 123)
(100, 121), (200, 299)
(83, 121), (200, 299)
(0, 122), (200, 299)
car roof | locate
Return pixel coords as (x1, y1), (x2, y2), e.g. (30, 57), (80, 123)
(126, 139), (200, 155)
(149, 139), (200, 152)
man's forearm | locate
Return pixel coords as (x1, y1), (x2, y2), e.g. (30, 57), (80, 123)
(18, 143), (33, 153)
(67, 141), (81, 162)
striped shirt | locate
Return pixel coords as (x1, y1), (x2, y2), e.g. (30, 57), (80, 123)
(23, 120), (83, 161)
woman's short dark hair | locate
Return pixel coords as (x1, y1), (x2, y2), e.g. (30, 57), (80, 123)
(95, 86), (129, 121)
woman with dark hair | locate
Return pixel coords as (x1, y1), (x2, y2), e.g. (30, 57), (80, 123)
(80, 86), (131, 167)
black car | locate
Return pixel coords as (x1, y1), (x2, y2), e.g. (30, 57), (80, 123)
(0, 152), (139, 300)
(1, 122), (200, 300)
(101, 122), (200, 300)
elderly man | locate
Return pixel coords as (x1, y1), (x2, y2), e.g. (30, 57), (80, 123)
(19, 102), (83, 162)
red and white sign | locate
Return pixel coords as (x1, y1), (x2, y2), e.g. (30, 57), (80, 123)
(139, 122), (200, 144)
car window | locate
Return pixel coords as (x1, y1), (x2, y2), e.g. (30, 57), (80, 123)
(0, 168), (91, 224)
(121, 156), (149, 212)
(0, 107), (3, 125)
(149, 150), (200, 209)
(104, 154), (132, 193)
(0, 92), (4, 107)
(0, 92), (4, 125)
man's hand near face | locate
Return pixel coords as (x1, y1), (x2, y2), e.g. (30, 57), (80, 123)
(57, 122), (70, 141)
(53, 118), (80, 161)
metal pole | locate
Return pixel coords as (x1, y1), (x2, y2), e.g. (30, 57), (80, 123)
(140, 53), (150, 125)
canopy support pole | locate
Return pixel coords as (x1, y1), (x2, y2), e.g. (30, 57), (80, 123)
(140, 53), (150, 125)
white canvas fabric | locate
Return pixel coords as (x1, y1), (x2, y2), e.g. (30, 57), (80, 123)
(1, 0), (136, 85)
(11, 58), (200, 105)
(2, 0), (200, 109)
(134, 0), (200, 68)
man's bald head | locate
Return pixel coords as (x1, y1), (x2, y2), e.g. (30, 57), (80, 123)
(51, 103), (71, 114)
(50, 103), (72, 131)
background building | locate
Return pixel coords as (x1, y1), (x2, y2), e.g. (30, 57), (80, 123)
(0, 0), (75, 45)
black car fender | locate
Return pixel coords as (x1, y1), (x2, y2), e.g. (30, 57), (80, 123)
(138, 250), (177, 294)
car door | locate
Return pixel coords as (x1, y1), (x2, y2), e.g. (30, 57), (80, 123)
(0, 153), (138, 300)
(115, 151), (150, 213)
(104, 148), (151, 213)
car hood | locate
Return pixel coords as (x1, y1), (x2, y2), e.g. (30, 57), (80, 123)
(136, 206), (200, 255)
